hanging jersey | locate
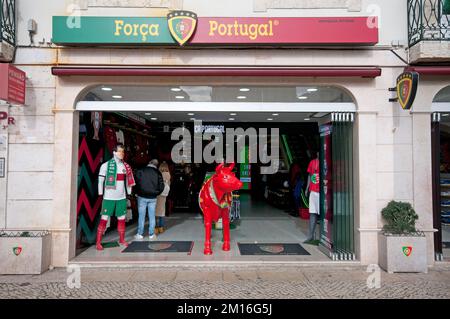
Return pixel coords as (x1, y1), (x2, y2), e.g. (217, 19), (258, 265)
(307, 158), (320, 193)
(103, 126), (117, 154)
(116, 129), (125, 144)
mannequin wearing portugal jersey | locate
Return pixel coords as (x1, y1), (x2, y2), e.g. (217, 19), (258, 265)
(305, 153), (320, 243)
(96, 144), (135, 250)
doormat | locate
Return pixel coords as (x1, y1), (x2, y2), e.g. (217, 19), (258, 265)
(101, 242), (120, 248)
(443, 242), (450, 249)
(237, 243), (311, 255)
(122, 241), (194, 254)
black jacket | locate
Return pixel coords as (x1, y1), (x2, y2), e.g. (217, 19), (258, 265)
(134, 166), (165, 199)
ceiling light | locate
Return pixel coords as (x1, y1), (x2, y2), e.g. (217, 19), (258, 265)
(145, 113), (151, 116)
(237, 96), (247, 99)
(101, 87), (112, 91)
(240, 88), (250, 92)
(151, 117), (157, 120)
(229, 118), (235, 121)
(171, 88), (182, 92)
(187, 113), (195, 116)
(307, 88), (318, 92)
(297, 96), (308, 100)
(304, 118), (311, 121)
(175, 96), (185, 99)
(112, 95), (122, 99)
(230, 113), (237, 116)
(267, 118), (273, 121)
(190, 118), (196, 121)
(443, 114), (450, 117)
(272, 113), (279, 116)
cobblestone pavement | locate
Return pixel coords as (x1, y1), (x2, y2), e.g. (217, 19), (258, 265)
(0, 264), (449, 299)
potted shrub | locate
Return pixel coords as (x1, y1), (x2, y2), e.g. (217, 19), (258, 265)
(0, 230), (52, 274)
(378, 201), (427, 273)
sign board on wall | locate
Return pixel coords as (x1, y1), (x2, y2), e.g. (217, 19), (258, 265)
(52, 14), (378, 46)
(0, 158), (4, 178)
(396, 72), (419, 110)
(0, 64), (26, 105)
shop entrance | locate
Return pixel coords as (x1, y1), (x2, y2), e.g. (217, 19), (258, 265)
(72, 85), (356, 264)
(431, 85), (450, 261)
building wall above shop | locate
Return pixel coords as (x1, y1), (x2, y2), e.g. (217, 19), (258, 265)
(16, 0), (407, 48)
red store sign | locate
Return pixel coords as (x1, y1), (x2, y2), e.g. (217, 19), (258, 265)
(192, 16), (378, 45)
(0, 64), (26, 105)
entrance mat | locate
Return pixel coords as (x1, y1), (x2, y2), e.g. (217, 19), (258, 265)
(101, 242), (120, 248)
(443, 242), (450, 249)
(237, 243), (311, 256)
(122, 241), (194, 254)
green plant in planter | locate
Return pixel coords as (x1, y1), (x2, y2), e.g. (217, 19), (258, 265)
(381, 201), (418, 235)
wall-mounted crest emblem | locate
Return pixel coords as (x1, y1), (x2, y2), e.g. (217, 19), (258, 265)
(396, 72), (419, 110)
(167, 11), (198, 46)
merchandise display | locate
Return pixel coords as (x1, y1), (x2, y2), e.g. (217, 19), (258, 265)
(199, 163), (243, 255)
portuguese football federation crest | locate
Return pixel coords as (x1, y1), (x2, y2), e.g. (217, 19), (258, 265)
(167, 11), (197, 46)
(402, 246), (412, 257)
(396, 72), (419, 110)
(13, 246), (22, 256)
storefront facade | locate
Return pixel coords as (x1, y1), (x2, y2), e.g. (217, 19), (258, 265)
(0, 0), (446, 267)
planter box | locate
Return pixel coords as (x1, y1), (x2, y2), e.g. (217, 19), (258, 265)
(0, 231), (51, 275)
(378, 233), (428, 274)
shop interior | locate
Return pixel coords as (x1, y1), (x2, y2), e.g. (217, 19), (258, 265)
(73, 85), (355, 263)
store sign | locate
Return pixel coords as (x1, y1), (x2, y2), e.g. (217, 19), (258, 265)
(194, 124), (225, 134)
(0, 64), (26, 105)
(396, 72), (419, 110)
(52, 15), (378, 46)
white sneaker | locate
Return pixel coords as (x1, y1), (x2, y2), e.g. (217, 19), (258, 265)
(148, 234), (156, 240)
(134, 234), (144, 240)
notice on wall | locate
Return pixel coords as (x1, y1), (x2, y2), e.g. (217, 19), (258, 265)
(0, 158), (5, 178)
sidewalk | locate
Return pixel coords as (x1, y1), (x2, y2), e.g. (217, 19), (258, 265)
(1, 264), (449, 299)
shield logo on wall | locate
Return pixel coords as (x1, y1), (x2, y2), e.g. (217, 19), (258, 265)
(396, 72), (419, 110)
(402, 246), (413, 257)
(13, 246), (22, 256)
(167, 11), (198, 46)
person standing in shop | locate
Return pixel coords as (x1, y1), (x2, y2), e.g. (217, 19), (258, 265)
(304, 152), (320, 244)
(155, 161), (171, 234)
(134, 159), (165, 240)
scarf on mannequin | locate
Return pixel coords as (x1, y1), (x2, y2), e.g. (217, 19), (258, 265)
(105, 155), (136, 189)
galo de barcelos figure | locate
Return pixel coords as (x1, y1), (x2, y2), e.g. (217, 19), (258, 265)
(198, 162), (243, 255)
(96, 144), (136, 250)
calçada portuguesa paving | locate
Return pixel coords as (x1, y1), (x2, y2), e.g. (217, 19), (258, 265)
(0, 264), (449, 299)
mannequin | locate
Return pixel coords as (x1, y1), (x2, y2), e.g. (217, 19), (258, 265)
(96, 144), (135, 250)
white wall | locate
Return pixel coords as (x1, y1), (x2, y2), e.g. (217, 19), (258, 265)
(16, 0), (407, 47)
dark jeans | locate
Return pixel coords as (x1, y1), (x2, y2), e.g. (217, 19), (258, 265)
(156, 216), (165, 228)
